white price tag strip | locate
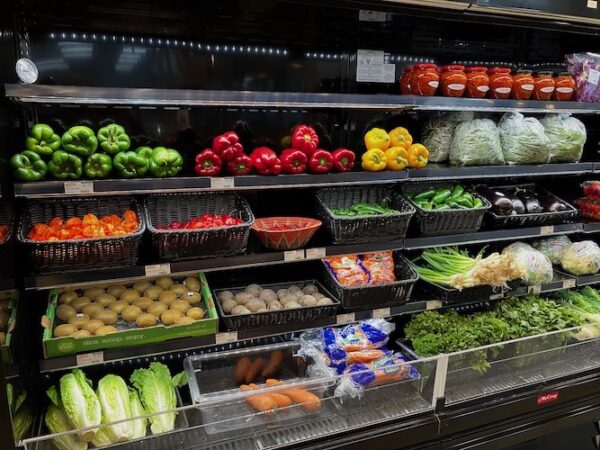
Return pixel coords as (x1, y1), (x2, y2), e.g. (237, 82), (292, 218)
(144, 263), (171, 277)
(540, 225), (554, 236)
(336, 313), (356, 325)
(64, 181), (94, 195)
(215, 332), (238, 345)
(305, 248), (326, 259)
(588, 0), (597, 9)
(372, 307), (391, 319)
(489, 293), (504, 300)
(426, 300), (443, 310)
(563, 279), (576, 289)
(210, 177), (235, 189)
(528, 285), (542, 294)
(76, 352), (104, 367)
(284, 250), (305, 262)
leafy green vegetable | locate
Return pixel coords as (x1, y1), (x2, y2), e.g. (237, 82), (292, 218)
(97, 374), (132, 443)
(59, 369), (102, 442)
(45, 404), (88, 450)
(129, 389), (147, 440)
(498, 112), (550, 164)
(449, 118), (505, 166)
(541, 114), (587, 163)
(13, 405), (34, 441)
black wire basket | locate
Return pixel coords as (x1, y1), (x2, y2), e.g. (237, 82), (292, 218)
(0, 202), (15, 277)
(416, 279), (522, 305)
(320, 252), (419, 311)
(145, 192), (254, 261)
(315, 185), (415, 244)
(401, 181), (490, 236)
(18, 197), (145, 273)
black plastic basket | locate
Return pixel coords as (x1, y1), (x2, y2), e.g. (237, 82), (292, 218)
(18, 197), (144, 273)
(416, 279), (522, 305)
(401, 181), (490, 236)
(0, 202), (15, 278)
(481, 184), (577, 229)
(315, 185), (415, 244)
(321, 252), (418, 311)
(145, 192), (254, 261)
(213, 280), (340, 331)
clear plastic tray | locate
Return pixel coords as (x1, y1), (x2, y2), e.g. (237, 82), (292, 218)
(184, 341), (335, 435)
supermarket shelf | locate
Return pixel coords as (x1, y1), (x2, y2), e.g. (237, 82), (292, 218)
(575, 273), (600, 287)
(408, 163), (594, 180)
(581, 221), (600, 233)
(7, 84), (600, 114)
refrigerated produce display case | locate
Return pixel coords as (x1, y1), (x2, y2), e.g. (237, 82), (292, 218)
(3, 1), (600, 449)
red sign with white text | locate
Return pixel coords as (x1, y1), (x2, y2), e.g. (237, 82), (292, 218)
(537, 391), (560, 405)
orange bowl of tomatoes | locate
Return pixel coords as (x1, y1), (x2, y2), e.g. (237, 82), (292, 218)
(251, 217), (322, 250)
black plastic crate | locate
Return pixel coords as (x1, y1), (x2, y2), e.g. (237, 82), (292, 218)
(213, 279), (340, 331)
(401, 181), (490, 236)
(145, 192), (254, 261)
(315, 185), (415, 244)
(416, 279), (522, 305)
(321, 252), (418, 311)
(18, 197), (144, 273)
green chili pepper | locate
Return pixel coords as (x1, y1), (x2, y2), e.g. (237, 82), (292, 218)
(10, 150), (48, 181)
(421, 202), (433, 210)
(451, 184), (465, 197)
(435, 204), (450, 210)
(473, 198), (484, 208)
(432, 189), (452, 205)
(414, 190), (435, 202)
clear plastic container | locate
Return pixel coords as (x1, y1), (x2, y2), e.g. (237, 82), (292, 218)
(184, 341), (335, 435)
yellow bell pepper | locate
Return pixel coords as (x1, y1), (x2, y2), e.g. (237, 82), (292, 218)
(361, 149), (387, 171)
(389, 127), (413, 149)
(407, 143), (429, 168)
(384, 147), (409, 171)
(364, 128), (390, 151)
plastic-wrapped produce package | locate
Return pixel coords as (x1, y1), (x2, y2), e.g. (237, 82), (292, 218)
(566, 52), (600, 102)
(540, 114), (587, 163)
(502, 242), (553, 285)
(449, 118), (505, 166)
(421, 112), (474, 162)
(498, 112), (551, 165)
(532, 235), (572, 264)
(561, 241), (600, 276)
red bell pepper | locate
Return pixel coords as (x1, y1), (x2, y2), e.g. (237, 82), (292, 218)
(308, 149), (333, 174)
(280, 148), (308, 174)
(331, 148), (356, 172)
(194, 149), (222, 176)
(226, 154), (253, 176)
(212, 131), (244, 162)
(291, 125), (319, 156)
(250, 147), (282, 175)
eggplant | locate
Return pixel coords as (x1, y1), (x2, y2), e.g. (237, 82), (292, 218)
(510, 197), (526, 214)
(476, 186), (513, 216)
(519, 194), (543, 214)
(540, 196), (569, 212)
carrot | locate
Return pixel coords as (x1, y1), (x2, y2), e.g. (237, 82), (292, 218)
(269, 392), (293, 408)
(262, 350), (284, 378)
(246, 393), (278, 413)
(235, 357), (253, 384)
(265, 378), (282, 386)
(277, 388), (321, 412)
(239, 384), (252, 392)
(245, 357), (264, 384)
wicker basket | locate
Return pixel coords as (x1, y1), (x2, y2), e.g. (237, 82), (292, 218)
(0, 202), (15, 278)
(401, 181), (490, 236)
(18, 197), (144, 273)
(145, 192), (254, 261)
(315, 185), (415, 244)
(213, 280), (340, 331)
(251, 217), (321, 250)
(321, 252), (418, 311)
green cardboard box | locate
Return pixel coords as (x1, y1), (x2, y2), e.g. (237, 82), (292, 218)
(0, 290), (17, 364)
(42, 273), (218, 358)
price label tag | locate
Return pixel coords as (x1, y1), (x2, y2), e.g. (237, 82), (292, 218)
(64, 181), (94, 195)
(489, 293), (504, 300)
(589, 68), (600, 86)
(305, 248), (326, 259)
(587, 0), (597, 9)
(284, 250), (305, 262)
(359, 10), (388, 21)
(563, 278), (576, 289)
(210, 177), (235, 189)
(144, 263), (171, 277)
(540, 225), (554, 236)
(528, 285), (542, 294)
(215, 332), (238, 345)
(336, 313), (356, 325)
(76, 352), (104, 367)
(372, 307), (391, 319)
(426, 300), (443, 310)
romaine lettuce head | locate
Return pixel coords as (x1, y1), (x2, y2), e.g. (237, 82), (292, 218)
(97, 374), (132, 443)
(59, 369), (101, 442)
(45, 404), (88, 450)
(12, 404), (33, 441)
(129, 388), (147, 439)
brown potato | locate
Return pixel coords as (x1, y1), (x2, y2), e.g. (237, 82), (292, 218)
(56, 304), (77, 322)
(83, 287), (105, 300)
(82, 319), (105, 334)
(93, 309), (119, 325)
(143, 286), (163, 300)
(170, 300), (190, 314)
(147, 302), (168, 317)
(109, 300), (130, 315)
(71, 296), (91, 312)
(158, 290), (177, 306)
(58, 290), (78, 305)
(81, 303), (103, 318)
(186, 307), (205, 320)
(160, 310), (182, 326)
(120, 289), (140, 303)
(155, 276), (174, 290)
(132, 297), (153, 311)
(72, 330), (92, 339)
(175, 316), (195, 326)
(184, 277), (201, 292)
(170, 284), (188, 297)
(54, 324), (78, 337)
(95, 294), (117, 307)
(132, 281), (152, 294)
(136, 313), (157, 328)
(95, 325), (118, 336)
(107, 284), (126, 298)
(184, 291), (202, 305)
(121, 305), (142, 322)
(68, 314), (90, 328)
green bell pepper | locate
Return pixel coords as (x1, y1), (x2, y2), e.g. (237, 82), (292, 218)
(84, 153), (113, 178)
(97, 123), (131, 155)
(135, 146), (154, 161)
(10, 150), (48, 181)
(48, 150), (83, 180)
(25, 124), (61, 156)
(113, 151), (149, 178)
(149, 147), (183, 177)
(61, 126), (98, 156)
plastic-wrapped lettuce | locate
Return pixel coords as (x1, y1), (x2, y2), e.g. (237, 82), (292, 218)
(561, 241), (600, 275)
(498, 112), (551, 164)
(421, 112), (474, 162)
(540, 114), (587, 163)
(449, 118), (505, 166)
(532, 235), (572, 264)
(502, 242), (553, 285)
